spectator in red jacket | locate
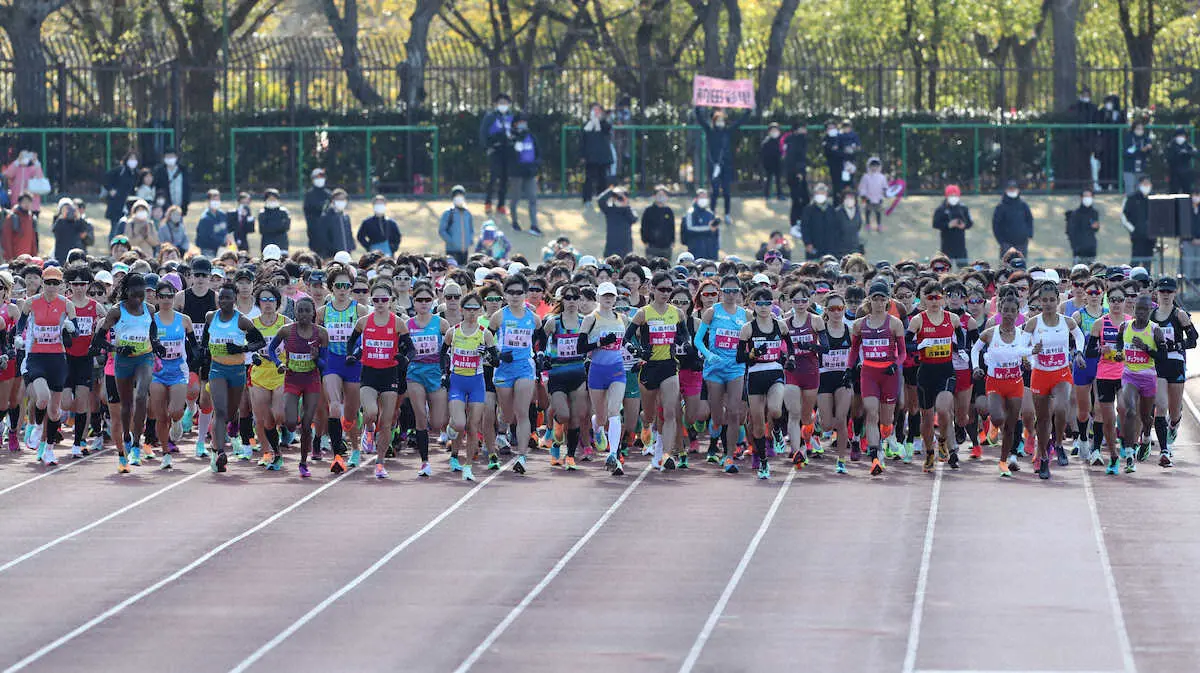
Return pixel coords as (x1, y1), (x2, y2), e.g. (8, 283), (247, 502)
(2, 192), (39, 260)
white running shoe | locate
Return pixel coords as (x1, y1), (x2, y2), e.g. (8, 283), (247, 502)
(1087, 449), (1103, 466)
(27, 424), (42, 451)
(42, 445), (57, 466)
(170, 419), (183, 443)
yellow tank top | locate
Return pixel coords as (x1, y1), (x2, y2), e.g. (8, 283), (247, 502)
(250, 314), (288, 389)
(1122, 321), (1156, 373)
(643, 303), (680, 362)
(450, 324), (485, 376)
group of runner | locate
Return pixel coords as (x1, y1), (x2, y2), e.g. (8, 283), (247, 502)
(0, 244), (1193, 482)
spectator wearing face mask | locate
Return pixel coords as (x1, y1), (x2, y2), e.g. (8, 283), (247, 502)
(51, 197), (88, 263)
(992, 180), (1033, 259)
(933, 184), (973, 267)
(480, 92), (514, 215)
(439, 185), (474, 264)
(153, 148), (191, 214)
(833, 188), (864, 256)
(257, 188), (290, 253)
(357, 195), (401, 256)
(1124, 121), (1153, 195)
(103, 150), (140, 233)
(3, 149), (46, 214)
(1166, 127), (1196, 194)
(755, 230), (792, 262)
(640, 185), (675, 259)
(597, 184), (636, 257)
(125, 199), (160, 256)
(1065, 189), (1100, 264)
(800, 183), (837, 259)
(695, 106), (751, 224)
(760, 122), (785, 200)
(228, 191), (255, 252)
(857, 157), (888, 232)
(1096, 94), (1126, 191)
(158, 204), (189, 252)
(680, 189), (718, 261)
(507, 113), (542, 236)
(1065, 87), (1099, 191)
(303, 168), (331, 250)
(1122, 175), (1155, 266)
(822, 121), (844, 194)
(315, 188), (354, 260)
(784, 125), (810, 229)
(836, 119), (861, 193)
(196, 190), (234, 257)
(580, 102), (614, 207)
(474, 221), (511, 260)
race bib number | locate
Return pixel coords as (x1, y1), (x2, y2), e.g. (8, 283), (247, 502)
(714, 328), (739, 350)
(823, 348), (849, 370)
(290, 351), (313, 362)
(503, 327), (533, 349)
(556, 335), (579, 358)
(33, 324), (60, 345)
(75, 316), (94, 337)
(1036, 345), (1066, 369)
(649, 322), (676, 346)
(992, 362), (1021, 380)
(599, 333), (623, 351)
(365, 338), (394, 361)
(1125, 348), (1150, 365)
(451, 347), (481, 372)
(193, 323), (205, 340)
(920, 337), (951, 359)
(163, 339), (185, 359)
(326, 321), (353, 343)
(754, 338), (783, 362)
(862, 337), (891, 360)
(412, 334), (438, 357)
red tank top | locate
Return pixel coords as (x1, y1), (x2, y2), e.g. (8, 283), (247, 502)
(362, 313), (398, 369)
(30, 295), (67, 354)
(859, 316), (897, 368)
(916, 309), (955, 364)
(67, 299), (99, 357)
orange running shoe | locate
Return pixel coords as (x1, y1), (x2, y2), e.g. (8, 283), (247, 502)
(970, 445), (983, 460)
(329, 453), (347, 473)
(549, 455), (563, 467)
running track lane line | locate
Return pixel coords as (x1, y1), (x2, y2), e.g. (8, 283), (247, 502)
(901, 463), (945, 673)
(226, 460), (516, 673)
(676, 466), (797, 673)
(0, 466), (207, 575)
(454, 463), (654, 673)
(1, 467), (360, 673)
(1079, 461), (1138, 673)
(0, 448), (113, 498)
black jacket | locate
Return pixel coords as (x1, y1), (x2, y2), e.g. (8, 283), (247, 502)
(257, 205), (291, 244)
(509, 130), (541, 178)
(227, 206), (255, 251)
(357, 215), (401, 250)
(1123, 191), (1151, 240)
(152, 164), (191, 215)
(760, 134), (783, 170)
(580, 119), (613, 166)
(783, 131), (808, 176)
(932, 201), (973, 260)
(1185, 202), (1200, 241)
(103, 166), (139, 221)
(303, 186), (331, 249)
(599, 198), (636, 257)
(640, 203), (675, 250)
(800, 201), (838, 257)
(51, 216), (88, 263)
(1065, 204), (1100, 252)
(991, 195), (1034, 245)
(313, 208), (354, 259)
(822, 134), (842, 171)
(1166, 140), (1196, 188)
(695, 107), (750, 166)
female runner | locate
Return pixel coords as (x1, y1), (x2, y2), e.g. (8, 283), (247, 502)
(626, 271), (684, 471)
(200, 283), (265, 472)
(349, 279), (411, 479)
(580, 281), (629, 476)
(1116, 295), (1164, 474)
(446, 292), (495, 482)
(0, 274), (21, 452)
(783, 284), (823, 462)
(850, 281), (906, 475)
(148, 280), (194, 469)
(490, 274), (541, 474)
(972, 294), (1032, 477)
(1024, 280), (1087, 479)
(268, 297), (327, 477)
(738, 287), (789, 479)
(541, 284), (588, 469)
(63, 266), (100, 458)
(249, 285), (289, 470)
(816, 293), (855, 474)
(673, 287), (706, 454)
(1149, 276), (1196, 466)
(318, 264), (367, 471)
(1086, 286), (1129, 474)
(91, 273), (158, 471)
(406, 281), (450, 477)
(1069, 278), (1107, 464)
(694, 275), (747, 472)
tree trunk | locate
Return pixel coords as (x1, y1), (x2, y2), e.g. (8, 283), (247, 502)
(0, 0), (68, 119)
(757, 0), (800, 113)
(322, 0), (385, 108)
(1126, 34), (1154, 107)
(720, 0), (741, 79)
(184, 67), (220, 115)
(1012, 40), (1037, 109)
(1050, 0), (1079, 112)
(401, 0), (443, 113)
(700, 0), (721, 75)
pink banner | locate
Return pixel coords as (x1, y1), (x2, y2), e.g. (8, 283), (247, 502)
(692, 76), (756, 109)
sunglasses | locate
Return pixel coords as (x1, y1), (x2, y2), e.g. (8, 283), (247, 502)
(529, 287), (544, 293)
(430, 266), (447, 272)
(791, 297), (809, 303)
(69, 281), (88, 286)
(701, 271), (716, 277)
(158, 292), (176, 299)
(443, 294), (461, 300)
(258, 296), (277, 303)
(721, 287), (740, 294)
(414, 297), (434, 303)
(353, 288), (369, 294)
(754, 300), (772, 307)
(1085, 289), (1104, 296)
(655, 285), (672, 292)
(333, 282), (352, 289)
(895, 293), (914, 300)
(373, 296), (392, 304)
(967, 298), (985, 304)
(932, 265), (950, 272)
(924, 293), (943, 300)
(192, 273), (209, 278)
(1072, 281), (1086, 288)
(563, 295), (580, 301)
(463, 304), (482, 311)
(88, 292), (106, 298)
(671, 300), (690, 307)
(485, 296), (502, 302)
(1109, 296), (1126, 303)
(506, 289), (525, 295)
(43, 280), (62, 286)
(826, 305), (845, 311)
(701, 291), (718, 298)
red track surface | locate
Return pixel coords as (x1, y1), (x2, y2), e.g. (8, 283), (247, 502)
(3, 382), (1200, 673)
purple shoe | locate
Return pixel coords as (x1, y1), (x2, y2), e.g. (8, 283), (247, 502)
(7, 431), (18, 452)
(850, 445), (862, 462)
(298, 463), (311, 478)
(167, 440), (180, 454)
(751, 454), (761, 470)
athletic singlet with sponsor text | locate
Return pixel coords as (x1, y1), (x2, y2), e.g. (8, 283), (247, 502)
(916, 309), (955, 365)
(363, 313), (400, 369)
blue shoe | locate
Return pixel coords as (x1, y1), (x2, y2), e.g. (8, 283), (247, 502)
(195, 440), (208, 458)
(35, 442), (44, 462)
(835, 459), (848, 475)
(268, 455), (283, 471)
(757, 462), (770, 480)
(129, 444), (142, 466)
(1106, 458), (1119, 475)
(348, 448), (361, 467)
(181, 407), (194, 434)
(723, 456), (739, 474)
(549, 442), (561, 461)
(512, 454), (527, 474)
(117, 455), (130, 473)
(449, 455), (463, 472)
(281, 428), (295, 446)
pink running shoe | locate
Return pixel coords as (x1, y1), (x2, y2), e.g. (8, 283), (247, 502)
(7, 431), (18, 452)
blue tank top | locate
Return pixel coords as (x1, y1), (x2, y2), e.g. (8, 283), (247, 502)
(709, 304), (747, 361)
(113, 302), (153, 357)
(589, 311), (626, 369)
(154, 311), (186, 362)
(324, 300), (358, 356)
(549, 313), (585, 369)
(407, 314), (443, 365)
(208, 310), (247, 366)
(497, 305), (537, 363)
(1076, 306), (1107, 337)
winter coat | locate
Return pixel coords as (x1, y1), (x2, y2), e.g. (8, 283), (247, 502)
(52, 215), (89, 262)
(599, 197), (637, 257)
(580, 119), (614, 166)
(680, 206), (719, 260)
(932, 201), (973, 261)
(158, 219), (190, 252)
(510, 130), (541, 178)
(3, 160), (46, 212)
(991, 195), (1034, 246)
(126, 218), (160, 256)
(1124, 131), (1153, 175)
(695, 108), (750, 167)
(103, 165), (139, 222)
(479, 111), (514, 153)
(640, 203), (675, 250)
(314, 209), (354, 259)
(832, 204), (864, 256)
(1123, 192), (1151, 241)
(152, 164), (191, 215)
(302, 186), (331, 249)
(1065, 204), (1100, 253)
(799, 201), (838, 258)
(0, 207), (36, 259)
(783, 132), (808, 176)
(227, 206), (255, 251)
(357, 215), (402, 251)
(195, 208), (231, 253)
(760, 134), (783, 170)
(257, 205), (291, 250)
(1166, 140), (1196, 189)
(438, 207), (474, 254)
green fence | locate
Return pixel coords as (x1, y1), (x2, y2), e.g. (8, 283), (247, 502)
(0, 127), (175, 196)
(228, 125), (439, 197)
(900, 123), (1194, 195)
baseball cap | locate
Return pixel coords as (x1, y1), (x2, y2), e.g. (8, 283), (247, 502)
(578, 255), (598, 268)
(1042, 269), (1060, 283)
(112, 263), (130, 275)
(675, 252), (695, 265)
(311, 168), (325, 179)
(333, 251), (353, 265)
(944, 185), (961, 197)
(1156, 276), (1178, 291)
(507, 262), (526, 275)
(1131, 266), (1150, 281)
(597, 282), (618, 296)
(474, 267), (490, 284)
(190, 257), (213, 274)
(42, 266), (63, 281)
(868, 281), (890, 297)
(211, 268), (226, 279)
(95, 270), (114, 285)
(751, 273), (771, 286)
(1008, 257), (1026, 270)
(262, 244), (282, 261)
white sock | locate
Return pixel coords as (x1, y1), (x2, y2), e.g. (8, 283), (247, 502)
(197, 411), (213, 444)
(653, 430), (664, 463)
(606, 416), (620, 456)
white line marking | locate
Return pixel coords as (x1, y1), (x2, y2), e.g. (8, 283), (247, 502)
(915, 669), (1126, 673)
(677, 467), (798, 673)
(1080, 461), (1139, 673)
(902, 464), (944, 673)
(0, 467), (206, 575)
(2, 467), (358, 673)
(1183, 388), (1200, 428)
(227, 461), (514, 673)
(0, 448), (113, 497)
(456, 464), (653, 672)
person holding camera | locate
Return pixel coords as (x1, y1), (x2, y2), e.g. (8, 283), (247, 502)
(52, 198), (89, 262)
(4, 149), (47, 214)
(597, 184), (636, 257)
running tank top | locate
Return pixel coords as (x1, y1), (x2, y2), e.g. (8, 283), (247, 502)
(915, 310), (955, 364)
(253, 314), (287, 361)
(450, 325), (485, 376)
(208, 311), (246, 366)
(709, 304), (746, 361)
(748, 319), (784, 373)
(1096, 315), (1125, 379)
(549, 314), (584, 368)
(284, 325), (320, 373)
(1029, 314), (1070, 371)
(588, 311), (626, 368)
(819, 323), (852, 373)
(113, 302), (153, 357)
(642, 303), (680, 362)
(859, 316), (896, 369)
(324, 300), (358, 356)
(497, 306), (536, 362)
(1122, 321), (1156, 373)
(155, 311), (187, 362)
(1076, 307), (1106, 338)
(29, 295), (67, 354)
(407, 314), (442, 365)
(1153, 308), (1185, 362)
(67, 299), (99, 358)
(182, 290), (216, 342)
(363, 313), (400, 369)
(787, 312), (818, 365)
(985, 327), (1029, 380)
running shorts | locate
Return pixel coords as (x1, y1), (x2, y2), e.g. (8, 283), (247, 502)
(1156, 359), (1186, 384)
(1029, 367), (1071, 396)
(954, 368), (972, 393)
(324, 355), (362, 384)
(1073, 356), (1099, 386)
(818, 370), (850, 395)
(362, 365), (399, 394)
(916, 362), (956, 410)
(153, 360), (188, 387)
(639, 360), (678, 391)
(1096, 378), (1121, 403)
(704, 358), (745, 385)
(588, 360), (625, 391)
(24, 353), (67, 392)
(985, 376), (1024, 400)
(784, 357), (818, 389)
(1122, 368), (1157, 398)
(448, 372), (486, 404)
(66, 354), (94, 389)
(407, 361), (444, 392)
(547, 366), (586, 396)
(209, 361), (247, 388)
(859, 365), (900, 405)
(284, 370), (321, 396)
(494, 358), (534, 388)
(747, 368), (784, 396)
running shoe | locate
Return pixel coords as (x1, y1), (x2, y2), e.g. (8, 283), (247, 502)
(88, 436), (103, 453)
(1038, 458), (1051, 480)
(549, 454), (562, 467)
(449, 455), (463, 472)
(299, 463), (311, 478)
(129, 444), (142, 466)
(1088, 449), (1103, 466)
(161, 453), (173, 470)
(580, 445), (596, 462)
(771, 429), (786, 457)
(912, 438), (924, 456)
(792, 449), (808, 469)
(487, 453), (500, 470)
(118, 455), (129, 474)
(512, 455), (526, 475)
(565, 456), (578, 471)
(214, 451), (228, 473)
(612, 456), (625, 476)
(170, 419), (183, 443)
(281, 428), (295, 446)
(70, 444), (83, 459)
(258, 452), (272, 467)
(604, 452), (620, 472)
(808, 435), (823, 457)
(751, 453), (760, 471)
(723, 456), (739, 474)
(1168, 423), (1179, 445)
(181, 407), (194, 434)
(970, 445), (983, 460)
(1159, 451), (1174, 468)
(348, 449), (361, 468)
(1055, 444), (1069, 467)
(870, 458), (884, 476)
(998, 461), (1011, 478)
(662, 455), (676, 471)
(329, 454), (347, 474)
(268, 455), (283, 471)
(705, 449), (720, 464)
(937, 437), (949, 462)
(757, 461), (770, 480)
(549, 442), (561, 463)
(374, 463), (388, 479)
(7, 430), (18, 452)
(1136, 442), (1150, 462)
(849, 444), (862, 462)
(901, 442), (913, 464)
(1106, 458), (1119, 475)
(418, 462), (433, 477)
(947, 451), (960, 469)
(1072, 437), (1086, 457)
(495, 433), (512, 454)
(923, 450), (936, 472)
(835, 459), (848, 474)
(678, 454), (689, 469)
(195, 440), (208, 459)
(362, 431), (377, 455)
(642, 444), (655, 457)
(886, 435), (903, 458)
(312, 443), (324, 462)
(1124, 456), (1136, 473)
(231, 436), (246, 460)
(463, 464), (476, 481)
(1008, 453), (1021, 472)
(1013, 440), (1027, 457)
(42, 445), (57, 466)
(27, 423), (42, 451)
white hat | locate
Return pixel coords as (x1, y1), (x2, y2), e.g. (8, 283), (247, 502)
(675, 252), (695, 265)
(262, 244), (282, 261)
(578, 255), (598, 268)
(597, 282), (618, 296)
(1042, 269), (1060, 283)
(752, 273), (771, 286)
(311, 168), (325, 178)
(333, 251), (353, 265)
(1071, 263), (1090, 273)
(507, 261), (525, 275)
(95, 270), (114, 285)
(474, 267), (490, 284)
(1030, 270), (1046, 281)
(211, 268), (226, 278)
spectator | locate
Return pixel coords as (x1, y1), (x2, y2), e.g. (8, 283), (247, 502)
(597, 184), (636, 257)
(680, 189), (718, 261)
(991, 180), (1034, 258)
(303, 168), (331, 251)
(1123, 120), (1152, 195)
(760, 122), (784, 200)
(784, 124), (810, 230)
(508, 113), (542, 236)
(438, 185), (474, 264)
(833, 188), (864, 256)
(1182, 186), (1200, 282)
(314, 188), (354, 260)
(857, 157), (888, 233)
(257, 188), (290, 253)
(932, 184), (973, 266)
(640, 185), (675, 259)
(755, 230), (793, 262)
(158, 205), (189, 252)
(836, 119), (861, 193)
(1096, 94), (1126, 191)
(1, 192), (37, 260)
(103, 150), (140, 233)
(1065, 189), (1100, 264)
(134, 168), (156, 202)
(125, 199), (160, 256)
(51, 198), (88, 263)
(1123, 175), (1154, 266)
(357, 194), (401, 256)
(1166, 127), (1196, 194)
(1066, 86), (1098, 190)
(695, 105), (751, 224)
(228, 191), (255, 252)
(152, 147), (191, 215)
(195, 189), (233, 257)
(3, 150), (46, 214)
(474, 221), (512, 260)
(580, 102), (613, 206)
(479, 92), (514, 215)
(800, 183), (837, 259)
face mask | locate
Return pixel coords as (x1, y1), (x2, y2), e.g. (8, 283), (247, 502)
(947, 196), (960, 206)
(126, 159), (138, 170)
(496, 104), (510, 114)
(696, 198), (709, 209)
(768, 131), (780, 139)
(209, 200), (221, 211)
(715, 121), (726, 129)
(826, 129), (838, 137)
(164, 157), (177, 167)
(1134, 129), (1144, 136)
(1193, 196), (1200, 205)
(156, 197), (166, 207)
(1080, 97), (1090, 103)
(1105, 102), (1113, 111)
(453, 195), (465, 208)
(516, 124), (528, 133)
(843, 199), (856, 209)
(170, 214), (182, 224)
(1006, 191), (1019, 199)
(813, 194), (828, 205)
(1177, 136), (1187, 145)
(655, 195), (667, 204)
(313, 178), (326, 188)
(1082, 196), (1094, 207)
(373, 204), (387, 215)
(333, 200), (347, 211)
(266, 200), (279, 209)
(1138, 185), (1151, 195)
(133, 211), (148, 221)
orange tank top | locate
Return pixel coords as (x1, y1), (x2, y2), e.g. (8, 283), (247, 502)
(29, 295), (66, 354)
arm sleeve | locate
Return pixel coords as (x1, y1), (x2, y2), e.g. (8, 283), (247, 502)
(1070, 324), (1086, 353)
(1182, 322), (1197, 350)
(244, 325), (266, 353)
(694, 319), (714, 360)
(971, 337), (986, 370)
(267, 330), (284, 366)
(1085, 333), (1101, 359)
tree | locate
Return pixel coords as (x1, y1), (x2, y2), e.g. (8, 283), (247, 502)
(59, 0), (144, 115)
(1115, 0), (1190, 108)
(756, 0), (799, 113)
(687, 0), (741, 78)
(438, 0), (549, 105)
(900, 0), (945, 110)
(1049, 0), (1079, 112)
(0, 0), (68, 118)
(400, 0), (444, 114)
(321, 0), (385, 108)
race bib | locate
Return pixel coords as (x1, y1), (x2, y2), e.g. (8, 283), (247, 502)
(1125, 348), (1150, 365)
(1036, 345), (1066, 368)
(163, 339), (185, 359)
(290, 351), (313, 362)
(822, 348), (849, 370)
(714, 328), (739, 350)
(992, 361), (1021, 380)
(192, 323), (205, 340)
(919, 337), (951, 359)
(451, 347), (481, 372)
(649, 322), (676, 346)
(556, 335), (579, 358)
(326, 321), (353, 343)
(33, 324), (60, 345)
(754, 338), (783, 362)
(412, 334), (438, 357)
(503, 327), (533, 349)
(599, 333), (623, 351)
(862, 337), (891, 360)
(75, 316), (94, 337)
(365, 338), (393, 361)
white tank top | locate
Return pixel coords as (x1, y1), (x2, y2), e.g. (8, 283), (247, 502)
(985, 327), (1030, 380)
(1030, 313), (1069, 372)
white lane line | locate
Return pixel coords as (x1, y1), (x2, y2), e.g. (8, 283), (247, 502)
(0, 467), (206, 575)
(1183, 388), (1200, 428)
(2, 467), (359, 673)
(901, 464), (945, 673)
(915, 669), (1126, 673)
(227, 461), (515, 673)
(677, 467), (798, 673)
(1080, 462), (1139, 673)
(456, 464), (653, 673)
(0, 449), (113, 498)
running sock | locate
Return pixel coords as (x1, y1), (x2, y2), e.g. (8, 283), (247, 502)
(566, 427), (580, 458)
(1093, 422), (1104, 453)
(6, 406), (17, 431)
(907, 412), (922, 442)
(416, 429), (429, 462)
(328, 418), (344, 455)
(772, 417), (785, 439)
(91, 410), (103, 437)
(265, 427), (280, 452)
(966, 419), (979, 447)
(852, 416), (864, 439)
(1077, 418), (1089, 440)
(34, 407), (45, 425)
(709, 424), (724, 454)
(197, 411), (213, 444)
(653, 431), (664, 463)
(1154, 416), (1169, 453)
(606, 416), (620, 456)
(47, 417), (60, 443)
(721, 425), (730, 456)
(74, 412), (88, 445)
(754, 436), (767, 461)
(239, 417), (254, 444)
